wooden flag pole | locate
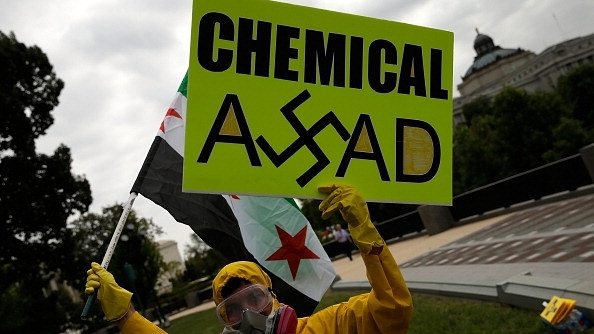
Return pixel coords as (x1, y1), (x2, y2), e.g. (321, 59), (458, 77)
(81, 192), (138, 320)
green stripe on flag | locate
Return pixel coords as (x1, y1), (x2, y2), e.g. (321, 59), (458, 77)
(284, 198), (301, 211)
(178, 70), (188, 97)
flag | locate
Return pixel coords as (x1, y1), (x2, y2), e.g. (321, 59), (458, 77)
(224, 195), (336, 304)
(131, 72), (336, 316)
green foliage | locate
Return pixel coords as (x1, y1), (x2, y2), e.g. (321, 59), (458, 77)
(0, 30), (92, 333)
(0, 284), (34, 333)
(0, 277), (82, 334)
(67, 204), (165, 332)
(543, 117), (591, 162)
(0, 31), (64, 156)
(184, 248), (229, 281)
(299, 198), (333, 232)
(409, 294), (550, 334)
(491, 88), (565, 174)
(461, 95), (492, 124)
(557, 64), (594, 130)
(182, 234), (229, 282)
(453, 114), (502, 195)
(453, 65), (594, 194)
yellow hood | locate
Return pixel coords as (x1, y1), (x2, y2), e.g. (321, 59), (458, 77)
(212, 261), (275, 305)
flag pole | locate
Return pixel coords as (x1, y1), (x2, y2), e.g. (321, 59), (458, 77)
(81, 192), (138, 320)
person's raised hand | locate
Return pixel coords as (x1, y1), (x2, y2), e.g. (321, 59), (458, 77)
(86, 262), (133, 321)
(318, 184), (384, 255)
(318, 184), (370, 228)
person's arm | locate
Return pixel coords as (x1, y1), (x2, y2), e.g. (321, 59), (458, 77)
(348, 220), (413, 333)
(85, 262), (167, 333)
(297, 184), (413, 334)
(116, 304), (136, 328)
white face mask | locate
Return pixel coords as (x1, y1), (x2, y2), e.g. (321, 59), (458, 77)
(221, 305), (297, 334)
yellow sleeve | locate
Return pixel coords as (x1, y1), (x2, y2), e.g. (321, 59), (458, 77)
(296, 220), (413, 334)
(120, 311), (168, 334)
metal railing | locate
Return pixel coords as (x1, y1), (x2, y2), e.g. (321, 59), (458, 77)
(322, 151), (594, 256)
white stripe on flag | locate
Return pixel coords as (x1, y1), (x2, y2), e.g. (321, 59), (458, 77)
(225, 195), (336, 301)
(157, 92), (186, 156)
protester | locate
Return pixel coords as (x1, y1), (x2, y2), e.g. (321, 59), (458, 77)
(85, 184), (413, 334)
(333, 223), (353, 261)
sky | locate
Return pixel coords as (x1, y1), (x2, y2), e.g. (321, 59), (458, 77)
(2, 0), (593, 259)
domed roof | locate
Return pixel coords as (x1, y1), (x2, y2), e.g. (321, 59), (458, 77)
(474, 33), (495, 57)
(463, 31), (522, 79)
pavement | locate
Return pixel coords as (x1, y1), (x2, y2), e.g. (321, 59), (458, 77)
(334, 191), (594, 322)
(170, 191), (594, 322)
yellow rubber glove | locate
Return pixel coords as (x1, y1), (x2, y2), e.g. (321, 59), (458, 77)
(85, 262), (133, 322)
(318, 184), (368, 227)
(318, 184), (384, 255)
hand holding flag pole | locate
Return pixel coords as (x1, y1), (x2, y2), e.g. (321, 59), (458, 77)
(81, 193), (138, 320)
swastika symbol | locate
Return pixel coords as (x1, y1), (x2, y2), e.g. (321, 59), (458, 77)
(255, 90), (350, 187)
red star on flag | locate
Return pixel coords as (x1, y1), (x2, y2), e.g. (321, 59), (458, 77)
(266, 225), (320, 280)
(159, 108), (182, 133)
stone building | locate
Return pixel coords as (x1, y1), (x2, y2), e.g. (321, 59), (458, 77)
(156, 239), (185, 294)
(453, 30), (594, 125)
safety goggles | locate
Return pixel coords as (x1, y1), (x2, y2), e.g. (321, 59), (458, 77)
(216, 284), (273, 327)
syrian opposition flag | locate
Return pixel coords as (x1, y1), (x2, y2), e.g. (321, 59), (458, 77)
(224, 195), (336, 304)
(131, 72), (336, 316)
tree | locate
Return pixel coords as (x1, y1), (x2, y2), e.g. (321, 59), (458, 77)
(183, 234), (228, 282)
(0, 31), (64, 156)
(491, 88), (566, 175)
(0, 31), (92, 334)
(69, 204), (165, 333)
(453, 113), (503, 194)
(453, 63), (594, 195)
(461, 95), (492, 125)
(543, 117), (591, 162)
(557, 64), (594, 131)
(299, 198), (333, 232)
(453, 88), (567, 194)
(160, 260), (183, 288)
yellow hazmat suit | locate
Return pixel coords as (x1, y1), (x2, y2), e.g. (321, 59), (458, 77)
(293, 184), (413, 333)
(211, 220), (413, 334)
(86, 184), (412, 334)
(294, 220), (412, 333)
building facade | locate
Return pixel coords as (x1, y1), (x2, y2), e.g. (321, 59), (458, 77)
(453, 31), (594, 125)
(156, 239), (185, 294)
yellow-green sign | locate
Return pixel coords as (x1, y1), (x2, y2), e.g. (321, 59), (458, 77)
(184, 0), (453, 204)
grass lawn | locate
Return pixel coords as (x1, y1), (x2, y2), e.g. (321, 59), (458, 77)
(163, 290), (594, 334)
